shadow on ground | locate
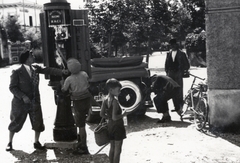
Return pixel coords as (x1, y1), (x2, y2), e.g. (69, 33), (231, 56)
(206, 129), (240, 148)
(87, 112), (192, 134)
(196, 123), (240, 148)
(126, 114), (192, 134)
(9, 148), (109, 163)
(218, 133), (240, 148)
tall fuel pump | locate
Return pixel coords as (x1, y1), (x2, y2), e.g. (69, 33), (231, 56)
(40, 0), (91, 141)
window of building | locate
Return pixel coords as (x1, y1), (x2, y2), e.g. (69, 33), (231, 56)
(29, 16), (33, 26)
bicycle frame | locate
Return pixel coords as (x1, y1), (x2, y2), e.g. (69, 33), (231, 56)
(181, 73), (208, 130)
(182, 74), (207, 113)
(183, 73), (205, 111)
(189, 73), (205, 91)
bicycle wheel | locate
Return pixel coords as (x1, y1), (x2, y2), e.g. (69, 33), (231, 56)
(194, 97), (208, 130)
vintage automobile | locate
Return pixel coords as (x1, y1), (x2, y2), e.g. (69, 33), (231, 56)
(87, 55), (153, 123)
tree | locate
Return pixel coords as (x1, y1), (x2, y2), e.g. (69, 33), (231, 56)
(185, 27), (206, 67)
(87, 0), (131, 57)
(87, 0), (154, 56)
(148, 0), (171, 42)
(5, 14), (24, 42)
(168, 0), (192, 42)
(125, 0), (150, 55)
(180, 0), (205, 30)
(185, 27), (206, 53)
(23, 27), (42, 49)
(86, 0), (193, 57)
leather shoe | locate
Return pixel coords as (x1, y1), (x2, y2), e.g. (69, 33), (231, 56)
(171, 109), (183, 116)
(157, 116), (171, 123)
(177, 109), (183, 116)
(34, 141), (45, 150)
(6, 142), (13, 151)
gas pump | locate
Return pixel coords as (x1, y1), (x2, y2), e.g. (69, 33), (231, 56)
(40, 0), (91, 141)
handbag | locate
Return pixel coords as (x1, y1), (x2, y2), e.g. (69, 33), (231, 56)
(94, 118), (109, 146)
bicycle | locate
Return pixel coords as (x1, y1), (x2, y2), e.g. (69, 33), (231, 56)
(181, 73), (209, 131)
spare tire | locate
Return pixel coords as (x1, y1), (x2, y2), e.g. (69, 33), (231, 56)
(118, 80), (142, 113)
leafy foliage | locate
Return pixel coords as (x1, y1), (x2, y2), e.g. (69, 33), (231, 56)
(180, 0), (205, 30)
(185, 27), (206, 52)
(86, 0), (194, 57)
(185, 27), (206, 67)
(2, 14), (41, 48)
(23, 27), (42, 49)
(0, 0), (205, 59)
(1, 14), (43, 63)
(5, 14), (25, 42)
(168, 1), (192, 41)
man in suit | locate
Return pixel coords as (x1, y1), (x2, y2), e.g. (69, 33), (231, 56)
(151, 75), (182, 123)
(6, 51), (45, 151)
(165, 38), (189, 116)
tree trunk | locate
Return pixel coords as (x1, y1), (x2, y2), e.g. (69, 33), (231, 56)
(108, 33), (112, 57)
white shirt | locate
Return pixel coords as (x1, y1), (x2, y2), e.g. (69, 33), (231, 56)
(171, 50), (177, 62)
(23, 64), (31, 77)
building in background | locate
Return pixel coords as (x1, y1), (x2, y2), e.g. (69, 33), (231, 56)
(0, 0), (43, 29)
(0, 0), (88, 66)
(0, 1), (43, 65)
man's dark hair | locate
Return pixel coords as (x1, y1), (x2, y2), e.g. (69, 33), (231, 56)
(106, 78), (122, 91)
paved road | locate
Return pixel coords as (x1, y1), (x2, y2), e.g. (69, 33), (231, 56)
(0, 52), (240, 163)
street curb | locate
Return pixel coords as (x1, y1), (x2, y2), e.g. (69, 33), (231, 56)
(44, 141), (78, 149)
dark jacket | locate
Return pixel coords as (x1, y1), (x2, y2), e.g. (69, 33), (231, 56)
(9, 65), (40, 104)
(151, 75), (180, 94)
(37, 67), (63, 76)
(165, 49), (189, 74)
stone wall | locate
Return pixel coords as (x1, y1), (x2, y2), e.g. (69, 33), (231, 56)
(206, 0), (240, 131)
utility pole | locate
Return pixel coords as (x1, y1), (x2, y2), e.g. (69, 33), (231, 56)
(2, 0), (4, 17)
(34, 0), (37, 31)
(23, 0), (26, 30)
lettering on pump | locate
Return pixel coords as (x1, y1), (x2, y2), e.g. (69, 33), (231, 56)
(49, 10), (63, 26)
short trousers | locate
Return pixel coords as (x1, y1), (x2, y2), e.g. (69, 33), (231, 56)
(72, 97), (91, 127)
(8, 98), (45, 132)
(108, 121), (126, 141)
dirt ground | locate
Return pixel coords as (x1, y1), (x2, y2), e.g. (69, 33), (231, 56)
(1, 52), (240, 163)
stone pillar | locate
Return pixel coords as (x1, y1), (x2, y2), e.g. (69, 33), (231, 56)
(206, 1), (240, 132)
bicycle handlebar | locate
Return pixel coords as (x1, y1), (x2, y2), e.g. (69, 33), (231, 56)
(189, 73), (205, 81)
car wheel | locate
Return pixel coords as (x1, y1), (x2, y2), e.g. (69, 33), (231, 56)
(118, 80), (142, 113)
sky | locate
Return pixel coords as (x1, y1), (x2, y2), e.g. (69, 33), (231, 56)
(2, 0), (84, 9)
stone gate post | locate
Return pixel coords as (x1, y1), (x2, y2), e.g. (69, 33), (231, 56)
(206, 1), (240, 131)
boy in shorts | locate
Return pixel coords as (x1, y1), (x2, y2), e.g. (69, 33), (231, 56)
(61, 58), (91, 154)
(100, 78), (129, 163)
